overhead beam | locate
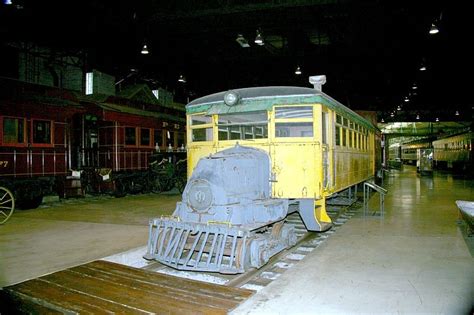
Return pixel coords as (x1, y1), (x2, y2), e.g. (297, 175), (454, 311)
(148, 0), (345, 22)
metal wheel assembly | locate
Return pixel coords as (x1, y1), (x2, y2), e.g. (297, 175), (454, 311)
(0, 186), (15, 224)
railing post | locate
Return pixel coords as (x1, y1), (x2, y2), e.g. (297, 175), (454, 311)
(363, 181), (387, 217)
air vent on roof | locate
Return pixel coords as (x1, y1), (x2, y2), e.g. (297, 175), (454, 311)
(309, 75), (326, 92)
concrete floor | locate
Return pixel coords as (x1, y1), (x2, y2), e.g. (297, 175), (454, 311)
(0, 192), (180, 287)
(1, 166), (473, 314)
(232, 166), (474, 314)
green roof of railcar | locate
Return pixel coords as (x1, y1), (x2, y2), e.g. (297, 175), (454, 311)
(186, 86), (376, 131)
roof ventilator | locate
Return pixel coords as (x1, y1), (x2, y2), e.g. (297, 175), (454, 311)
(309, 75), (326, 92)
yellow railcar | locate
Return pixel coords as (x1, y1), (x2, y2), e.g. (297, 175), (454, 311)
(145, 76), (378, 273)
(186, 77), (377, 232)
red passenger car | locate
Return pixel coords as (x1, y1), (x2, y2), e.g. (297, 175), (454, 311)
(0, 78), (186, 208)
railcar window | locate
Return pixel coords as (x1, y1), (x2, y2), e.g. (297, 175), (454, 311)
(190, 113), (213, 143)
(274, 106), (313, 138)
(32, 120), (51, 144)
(3, 117), (25, 144)
(335, 126), (341, 146)
(275, 122), (313, 137)
(336, 114), (342, 124)
(275, 106), (312, 119)
(342, 128), (347, 146)
(177, 132), (186, 148)
(192, 128), (213, 142)
(191, 115), (212, 125)
(140, 128), (151, 146)
(168, 131), (175, 148)
(349, 121), (354, 130)
(154, 129), (163, 147)
(218, 111), (268, 140)
(125, 127), (136, 146)
(343, 117), (348, 127)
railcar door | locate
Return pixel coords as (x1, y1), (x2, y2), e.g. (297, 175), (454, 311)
(71, 113), (99, 169)
(320, 108), (335, 192)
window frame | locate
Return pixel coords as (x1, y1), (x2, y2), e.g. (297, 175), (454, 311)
(139, 127), (152, 148)
(124, 126), (138, 147)
(30, 118), (54, 148)
(189, 113), (214, 143)
(217, 111), (268, 141)
(273, 105), (314, 140)
(1, 116), (27, 147)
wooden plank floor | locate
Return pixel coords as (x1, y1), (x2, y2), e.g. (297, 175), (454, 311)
(0, 260), (254, 314)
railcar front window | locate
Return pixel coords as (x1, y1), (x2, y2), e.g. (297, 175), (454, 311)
(276, 122), (313, 137)
(275, 106), (312, 119)
(191, 115), (212, 125)
(3, 117), (25, 144)
(274, 106), (313, 138)
(218, 111), (268, 140)
(192, 128), (213, 142)
(190, 114), (213, 142)
(32, 120), (51, 144)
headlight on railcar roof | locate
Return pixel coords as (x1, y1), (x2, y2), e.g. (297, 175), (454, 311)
(224, 91), (239, 106)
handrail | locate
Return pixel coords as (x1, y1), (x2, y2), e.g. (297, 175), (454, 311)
(363, 181), (387, 216)
(364, 181), (388, 194)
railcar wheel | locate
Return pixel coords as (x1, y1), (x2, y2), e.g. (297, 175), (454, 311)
(0, 187), (15, 224)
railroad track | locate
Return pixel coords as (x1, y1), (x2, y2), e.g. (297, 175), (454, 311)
(0, 197), (362, 314)
(141, 198), (361, 291)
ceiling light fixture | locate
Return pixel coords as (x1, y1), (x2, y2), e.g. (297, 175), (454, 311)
(390, 112), (395, 118)
(295, 66), (302, 75)
(404, 96), (409, 102)
(255, 30), (264, 46)
(236, 34), (250, 48)
(141, 44), (149, 55)
(455, 110), (460, 116)
(416, 114), (420, 120)
(429, 23), (439, 34)
(436, 117), (439, 122)
(381, 118), (385, 123)
(178, 75), (186, 83)
(397, 105), (402, 111)
(419, 63), (426, 71)
(412, 84), (417, 90)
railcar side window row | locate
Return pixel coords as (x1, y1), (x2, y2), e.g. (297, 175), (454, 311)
(1, 116), (54, 146)
(124, 126), (184, 148)
(335, 114), (369, 151)
(190, 108), (373, 145)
